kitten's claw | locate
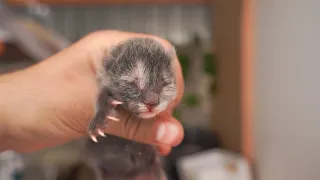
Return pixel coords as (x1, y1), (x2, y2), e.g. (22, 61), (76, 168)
(107, 116), (120, 122)
(88, 95), (121, 140)
(111, 100), (123, 106)
(97, 129), (106, 137)
(90, 134), (98, 143)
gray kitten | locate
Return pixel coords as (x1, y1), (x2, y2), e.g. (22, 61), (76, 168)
(87, 37), (177, 139)
(85, 37), (178, 180)
(84, 135), (167, 180)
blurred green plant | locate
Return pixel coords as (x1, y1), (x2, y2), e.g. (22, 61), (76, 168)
(183, 93), (200, 107)
(173, 109), (181, 120)
(177, 54), (190, 80)
(171, 35), (217, 120)
(173, 49), (217, 120)
(203, 53), (217, 77)
(177, 52), (217, 81)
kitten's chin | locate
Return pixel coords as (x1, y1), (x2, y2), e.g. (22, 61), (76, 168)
(138, 112), (157, 119)
(137, 101), (170, 119)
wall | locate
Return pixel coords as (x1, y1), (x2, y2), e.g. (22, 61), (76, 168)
(10, 5), (212, 46)
(253, 0), (320, 180)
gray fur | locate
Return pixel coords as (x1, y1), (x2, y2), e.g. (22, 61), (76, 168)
(85, 135), (164, 180)
(102, 37), (177, 117)
(88, 37), (177, 134)
(86, 37), (177, 180)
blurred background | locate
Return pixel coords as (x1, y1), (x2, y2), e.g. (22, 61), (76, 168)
(7, 0), (319, 180)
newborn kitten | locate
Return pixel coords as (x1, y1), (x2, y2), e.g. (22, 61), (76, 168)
(84, 135), (167, 180)
(87, 37), (177, 139)
(85, 37), (178, 180)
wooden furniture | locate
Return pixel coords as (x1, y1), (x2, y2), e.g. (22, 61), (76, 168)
(0, 41), (5, 57)
(211, 0), (242, 153)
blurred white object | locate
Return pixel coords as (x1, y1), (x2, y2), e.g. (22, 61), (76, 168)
(0, 28), (11, 42)
(0, 2), (70, 61)
(0, 151), (24, 180)
(176, 149), (252, 180)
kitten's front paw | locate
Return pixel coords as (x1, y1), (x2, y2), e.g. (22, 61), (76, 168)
(88, 100), (122, 142)
(88, 118), (108, 142)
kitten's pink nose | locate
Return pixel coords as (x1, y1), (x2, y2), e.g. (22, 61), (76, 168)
(143, 92), (159, 110)
(144, 101), (158, 110)
(145, 103), (157, 110)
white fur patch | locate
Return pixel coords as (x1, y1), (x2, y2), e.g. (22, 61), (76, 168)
(135, 61), (148, 89)
(138, 103), (148, 112)
(156, 101), (169, 113)
(137, 101), (168, 119)
(119, 75), (134, 82)
(119, 61), (148, 89)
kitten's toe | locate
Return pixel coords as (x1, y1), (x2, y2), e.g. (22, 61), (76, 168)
(90, 134), (98, 142)
(97, 128), (106, 137)
(88, 121), (109, 141)
(88, 126), (99, 142)
(87, 100), (120, 141)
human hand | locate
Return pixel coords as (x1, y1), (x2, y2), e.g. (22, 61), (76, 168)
(0, 30), (184, 155)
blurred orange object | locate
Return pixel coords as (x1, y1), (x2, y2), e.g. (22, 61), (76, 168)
(0, 41), (5, 57)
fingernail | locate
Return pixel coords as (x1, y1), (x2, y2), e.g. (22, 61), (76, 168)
(156, 123), (179, 145)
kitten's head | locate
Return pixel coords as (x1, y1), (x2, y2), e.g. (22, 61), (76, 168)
(104, 37), (177, 119)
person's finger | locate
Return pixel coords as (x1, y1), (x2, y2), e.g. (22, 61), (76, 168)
(156, 145), (172, 156)
(102, 108), (184, 147)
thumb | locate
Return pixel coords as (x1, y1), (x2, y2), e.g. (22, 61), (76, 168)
(102, 108), (183, 148)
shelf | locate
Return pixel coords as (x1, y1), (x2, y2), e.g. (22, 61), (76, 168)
(6, 0), (210, 6)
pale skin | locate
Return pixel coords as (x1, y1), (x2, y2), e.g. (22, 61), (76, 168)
(0, 30), (184, 155)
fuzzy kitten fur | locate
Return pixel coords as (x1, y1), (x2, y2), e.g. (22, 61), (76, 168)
(85, 37), (177, 180)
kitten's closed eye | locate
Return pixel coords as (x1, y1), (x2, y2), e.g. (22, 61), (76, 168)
(162, 80), (171, 86)
(129, 83), (142, 97)
(129, 81), (139, 88)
